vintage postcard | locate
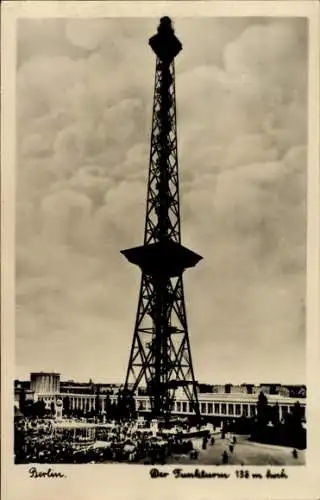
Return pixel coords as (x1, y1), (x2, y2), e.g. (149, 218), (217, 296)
(1, 1), (320, 500)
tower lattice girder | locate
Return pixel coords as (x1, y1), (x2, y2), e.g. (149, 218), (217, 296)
(122, 17), (202, 419)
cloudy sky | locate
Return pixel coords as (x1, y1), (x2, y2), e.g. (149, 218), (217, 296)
(16, 17), (307, 385)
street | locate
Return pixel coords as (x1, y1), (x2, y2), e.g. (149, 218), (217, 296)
(166, 434), (305, 466)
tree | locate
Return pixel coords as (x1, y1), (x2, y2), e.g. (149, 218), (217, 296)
(291, 402), (303, 429)
(50, 402), (55, 416)
(256, 391), (269, 426)
(23, 400), (34, 418)
(86, 400), (90, 414)
(283, 402), (305, 449)
(118, 389), (136, 420)
(63, 396), (70, 415)
(271, 403), (280, 426)
(95, 385), (101, 418)
(251, 391), (270, 442)
(19, 388), (26, 414)
(110, 389), (134, 421)
(104, 393), (113, 419)
(95, 395), (101, 418)
(34, 399), (46, 418)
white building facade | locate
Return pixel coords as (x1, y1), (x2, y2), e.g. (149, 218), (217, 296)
(14, 372), (306, 422)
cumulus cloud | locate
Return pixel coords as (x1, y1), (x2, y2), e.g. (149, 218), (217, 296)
(66, 19), (109, 51)
(16, 17), (307, 384)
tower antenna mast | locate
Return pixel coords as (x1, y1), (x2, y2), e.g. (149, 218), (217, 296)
(121, 17), (202, 420)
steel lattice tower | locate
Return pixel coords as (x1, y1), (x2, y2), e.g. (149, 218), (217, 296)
(121, 17), (202, 420)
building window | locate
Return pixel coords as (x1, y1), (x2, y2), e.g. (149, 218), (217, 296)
(208, 403), (213, 414)
(228, 404), (234, 415)
(177, 402), (181, 412)
(214, 403), (220, 414)
(242, 404), (248, 417)
(221, 404), (226, 414)
(189, 402), (193, 413)
(201, 403), (206, 414)
(235, 404), (241, 415)
(182, 402), (187, 413)
(250, 405), (256, 416)
(281, 405), (288, 415)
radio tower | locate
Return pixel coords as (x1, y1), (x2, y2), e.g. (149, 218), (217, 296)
(121, 17), (202, 420)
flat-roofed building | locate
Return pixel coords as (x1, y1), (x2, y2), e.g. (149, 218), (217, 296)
(14, 373), (307, 422)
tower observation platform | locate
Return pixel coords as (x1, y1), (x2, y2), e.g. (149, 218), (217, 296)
(121, 17), (202, 421)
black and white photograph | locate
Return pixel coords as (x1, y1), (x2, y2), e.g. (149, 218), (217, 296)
(2, 4), (319, 499)
(12, 12), (310, 468)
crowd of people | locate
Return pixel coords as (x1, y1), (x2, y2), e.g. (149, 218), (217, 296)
(16, 415), (300, 465)
(14, 416), (210, 464)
